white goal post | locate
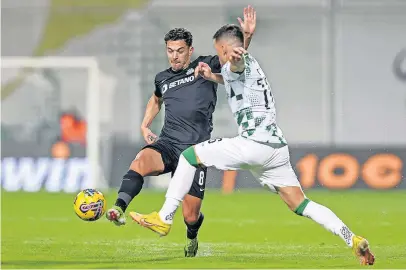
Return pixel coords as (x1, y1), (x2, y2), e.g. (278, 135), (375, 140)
(1, 56), (106, 191)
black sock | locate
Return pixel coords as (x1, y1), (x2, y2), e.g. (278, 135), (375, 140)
(185, 213), (204, 239)
(115, 170), (144, 212)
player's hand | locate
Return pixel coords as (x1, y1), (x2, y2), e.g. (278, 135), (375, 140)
(141, 127), (157, 144)
(229, 47), (247, 64)
(195, 62), (213, 80)
(238, 5), (256, 35)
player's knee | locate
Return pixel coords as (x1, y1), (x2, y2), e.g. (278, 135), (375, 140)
(184, 211), (200, 225)
(129, 158), (146, 175)
(183, 205), (201, 225)
(130, 152), (154, 176)
(129, 149), (164, 176)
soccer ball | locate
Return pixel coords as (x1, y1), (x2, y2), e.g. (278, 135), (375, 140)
(73, 189), (106, 221)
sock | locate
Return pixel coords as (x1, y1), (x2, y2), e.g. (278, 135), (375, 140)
(115, 170), (144, 212)
(296, 199), (355, 247)
(185, 213), (205, 239)
(159, 154), (197, 224)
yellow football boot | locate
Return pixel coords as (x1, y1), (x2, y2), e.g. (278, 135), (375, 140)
(129, 211), (171, 237)
(352, 235), (375, 265)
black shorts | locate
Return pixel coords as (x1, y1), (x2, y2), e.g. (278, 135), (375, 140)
(142, 140), (207, 200)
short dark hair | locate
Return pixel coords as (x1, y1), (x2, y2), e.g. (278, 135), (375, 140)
(164, 28), (193, 47)
(213, 24), (244, 44)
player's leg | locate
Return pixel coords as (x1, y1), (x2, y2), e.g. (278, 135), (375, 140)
(181, 167), (207, 257)
(278, 185), (356, 245)
(106, 143), (167, 225)
(130, 137), (244, 236)
(255, 146), (375, 265)
(159, 138), (242, 223)
(182, 195), (203, 257)
(278, 185), (374, 265)
(183, 197), (203, 237)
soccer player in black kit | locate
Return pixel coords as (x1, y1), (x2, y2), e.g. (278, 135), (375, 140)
(106, 5), (256, 257)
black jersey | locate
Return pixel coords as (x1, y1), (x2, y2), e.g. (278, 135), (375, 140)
(154, 55), (221, 145)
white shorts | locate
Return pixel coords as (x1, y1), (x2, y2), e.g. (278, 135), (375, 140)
(194, 136), (301, 193)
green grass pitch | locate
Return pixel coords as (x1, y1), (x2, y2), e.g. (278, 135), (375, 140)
(1, 190), (405, 268)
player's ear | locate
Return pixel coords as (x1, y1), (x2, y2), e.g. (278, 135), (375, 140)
(189, 46), (194, 56)
(222, 45), (227, 57)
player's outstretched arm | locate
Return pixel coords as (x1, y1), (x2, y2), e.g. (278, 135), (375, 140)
(229, 47), (247, 73)
(238, 5), (256, 50)
(140, 94), (162, 144)
(195, 62), (224, 84)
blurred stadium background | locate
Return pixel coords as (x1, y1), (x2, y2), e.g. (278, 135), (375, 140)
(1, 0), (406, 268)
(2, 0), (405, 192)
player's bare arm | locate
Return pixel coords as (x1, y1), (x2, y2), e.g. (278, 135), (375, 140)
(229, 47), (247, 73)
(239, 5), (256, 50)
(195, 4), (256, 85)
(195, 62), (224, 84)
(140, 94), (162, 144)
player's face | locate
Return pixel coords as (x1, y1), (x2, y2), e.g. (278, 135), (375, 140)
(166, 40), (194, 71)
(214, 40), (229, 66)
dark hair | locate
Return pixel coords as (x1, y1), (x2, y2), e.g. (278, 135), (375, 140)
(164, 28), (193, 47)
(213, 24), (244, 44)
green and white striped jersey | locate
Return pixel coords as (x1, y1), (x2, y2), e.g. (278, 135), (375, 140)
(221, 53), (287, 145)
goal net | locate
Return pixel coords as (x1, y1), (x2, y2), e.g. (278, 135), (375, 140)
(1, 57), (109, 192)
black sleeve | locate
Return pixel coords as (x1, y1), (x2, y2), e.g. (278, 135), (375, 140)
(154, 75), (162, 97)
(200, 55), (221, 73)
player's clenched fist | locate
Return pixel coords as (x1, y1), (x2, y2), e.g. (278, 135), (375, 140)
(141, 127), (157, 144)
(195, 62), (213, 80)
(229, 47), (247, 64)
